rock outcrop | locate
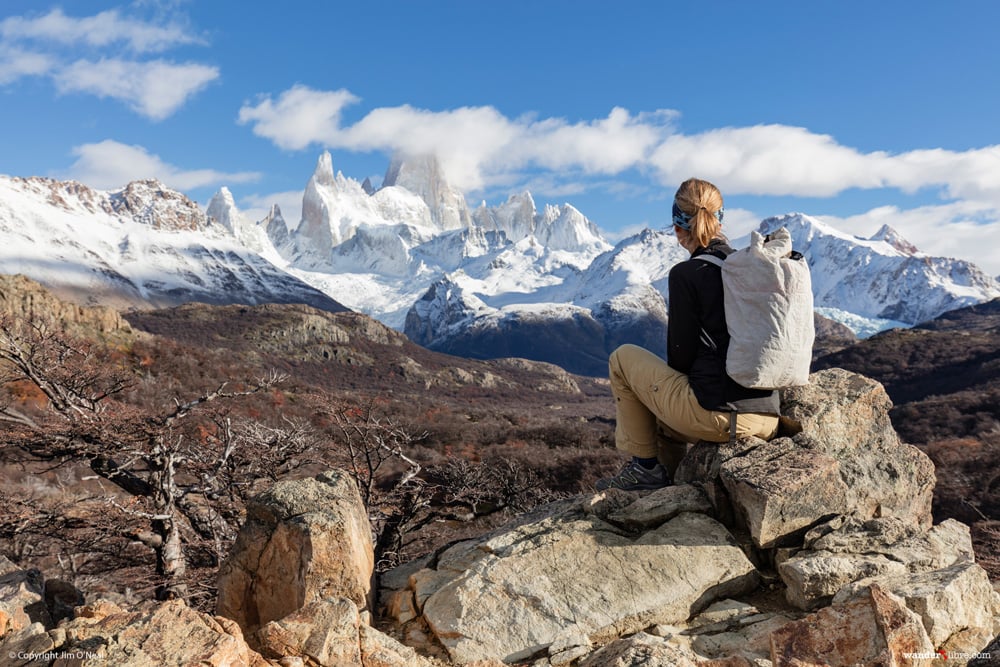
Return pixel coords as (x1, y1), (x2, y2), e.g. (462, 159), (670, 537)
(373, 368), (998, 665)
(0, 273), (126, 334)
(415, 501), (758, 663)
(676, 368), (936, 552)
(216, 470), (375, 634)
(769, 584), (935, 666)
(0, 584), (272, 666)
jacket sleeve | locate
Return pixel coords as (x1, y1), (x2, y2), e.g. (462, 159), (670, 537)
(667, 264), (700, 373)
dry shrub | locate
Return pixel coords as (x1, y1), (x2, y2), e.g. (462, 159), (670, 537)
(972, 521), (1000, 580)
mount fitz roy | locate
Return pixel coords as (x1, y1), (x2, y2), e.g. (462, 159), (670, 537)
(1, 152), (998, 376)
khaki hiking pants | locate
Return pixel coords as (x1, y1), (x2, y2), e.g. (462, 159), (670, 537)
(609, 344), (779, 475)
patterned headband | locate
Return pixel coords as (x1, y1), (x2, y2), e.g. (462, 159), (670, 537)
(672, 202), (724, 230)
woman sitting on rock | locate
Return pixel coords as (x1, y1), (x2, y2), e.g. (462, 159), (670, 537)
(596, 178), (780, 491)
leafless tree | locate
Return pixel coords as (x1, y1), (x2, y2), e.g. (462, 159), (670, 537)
(328, 402), (433, 571)
(327, 401), (563, 573)
(0, 313), (296, 601)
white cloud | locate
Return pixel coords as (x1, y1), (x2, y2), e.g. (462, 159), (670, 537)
(0, 8), (213, 118)
(517, 108), (678, 174)
(0, 46), (54, 84)
(888, 146), (1000, 201)
(54, 58), (218, 120)
(64, 140), (260, 191)
(0, 8), (201, 53)
(237, 86), (360, 151)
(648, 125), (889, 196)
(239, 87), (677, 192)
(345, 104), (521, 191)
(237, 86), (1000, 216)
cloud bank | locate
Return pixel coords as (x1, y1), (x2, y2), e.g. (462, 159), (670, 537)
(238, 85), (1000, 211)
(0, 8), (215, 119)
(64, 140), (260, 191)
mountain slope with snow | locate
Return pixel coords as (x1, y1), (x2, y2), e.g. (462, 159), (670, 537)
(0, 176), (347, 313)
(759, 214), (1000, 325)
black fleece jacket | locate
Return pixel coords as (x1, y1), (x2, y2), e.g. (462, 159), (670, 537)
(667, 238), (780, 415)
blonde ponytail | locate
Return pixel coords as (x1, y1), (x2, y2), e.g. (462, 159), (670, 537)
(672, 178), (725, 249)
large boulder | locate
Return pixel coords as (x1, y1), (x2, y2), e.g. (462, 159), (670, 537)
(833, 561), (1000, 650)
(214, 470), (437, 667)
(769, 584), (934, 666)
(252, 597), (363, 666)
(216, 470), (374, 635)
(389, 494), (759, 664)
(250, 595), (438, 667)
(779, 517), (976, 610)
(717, 439), (850, 549)
(780, 368), (936, 530)
(676, 368), (936, 550)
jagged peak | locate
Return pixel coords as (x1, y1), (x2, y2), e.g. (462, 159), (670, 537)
(108, 179), (207, 231)
(12, 175), (96, 192)
(311, 151), (336, 187)
(624, 227), (670, 246)
(762, 214), (924, 257)
(759, 212), (861, 245)
(207, 186), (236, 209)
(382, 152), (445, 190)
(265, 203), (284, 221)
(380, 152), (470, 231)
(206, 188), (244, 234)
(760, 212), (824, 231)
(870, 224), (919, 255)
(505, 190), (536, 209)
(540, 202), (586, 224)
(493, 192), (537, 227)
(126, 177), (166, 188)
(110, 178), (172, 198)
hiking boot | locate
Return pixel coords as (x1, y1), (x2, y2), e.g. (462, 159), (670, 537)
(595, 459), (670, 491)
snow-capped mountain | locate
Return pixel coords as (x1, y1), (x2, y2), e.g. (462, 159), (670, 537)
(2, 151), (999, 377)
(758, 213), (1000, 326)
(399, 228), (686, 374)
(0, 176), (346, 313)
(269, 153), (614, 330)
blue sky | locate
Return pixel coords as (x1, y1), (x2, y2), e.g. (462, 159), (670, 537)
(2, 1), (1000, 273)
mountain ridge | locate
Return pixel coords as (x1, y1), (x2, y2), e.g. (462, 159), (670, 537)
(2, 155), (999, 375)
(0, 174), (349, 313)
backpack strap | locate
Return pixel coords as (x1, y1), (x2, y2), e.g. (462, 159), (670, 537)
(696, 252), (739, 443)
(694, 254), (725, 268)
